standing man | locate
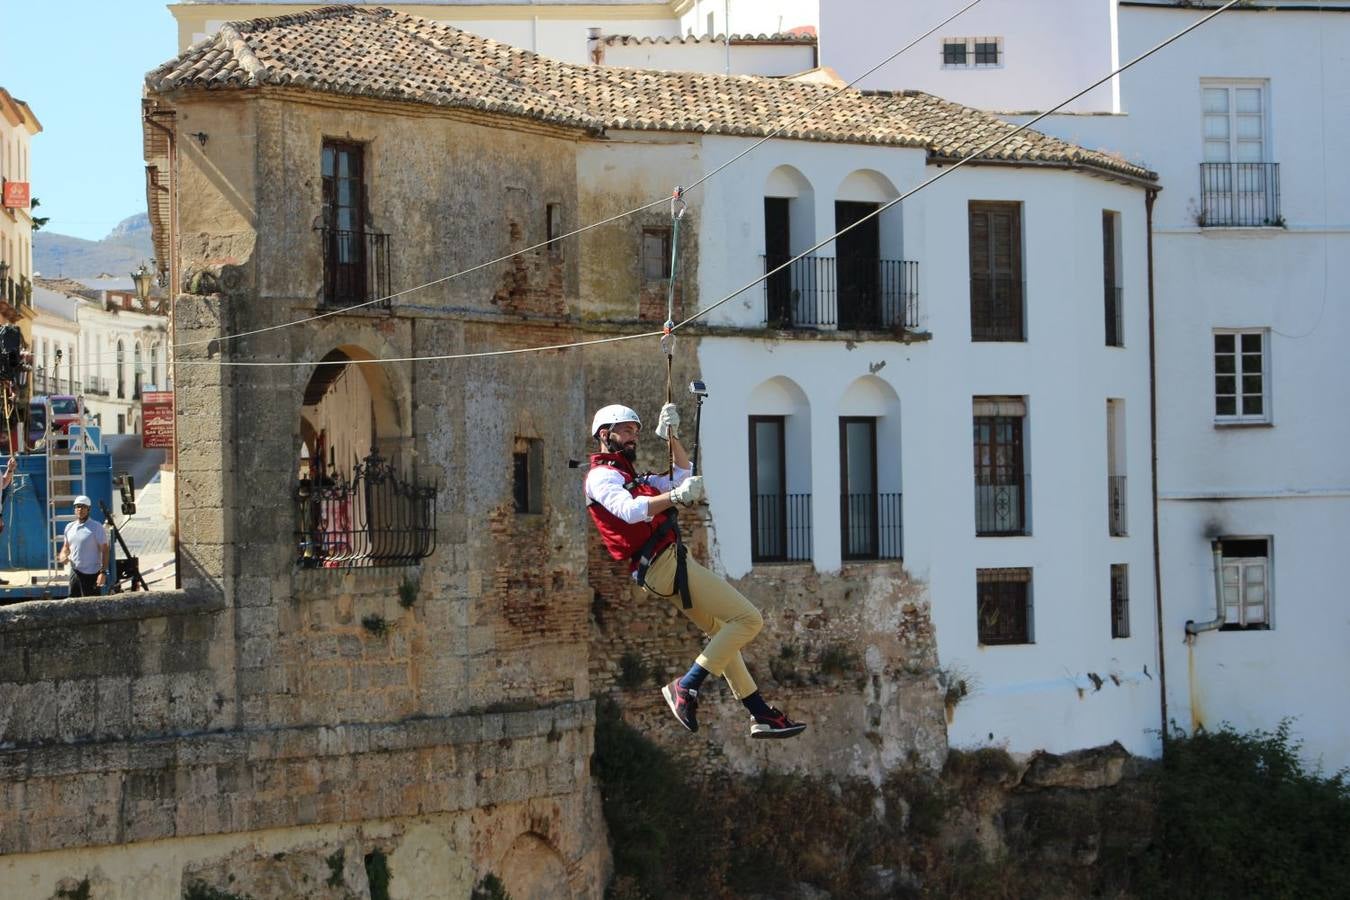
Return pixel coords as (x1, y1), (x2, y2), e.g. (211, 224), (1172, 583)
(58, 495), (107, 597)
(585, 403), (806, 739)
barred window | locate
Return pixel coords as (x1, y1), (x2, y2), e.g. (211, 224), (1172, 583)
(1111, 564), (1130, 639)
(942, 37), (1003, 68)
(977, 567), (1032, 645)
(942, 41), (967, 66)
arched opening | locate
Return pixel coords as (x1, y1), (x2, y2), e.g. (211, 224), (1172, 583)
(763, 165), (816, 326)
(150, 344), (160, 390)
(747, 376), (813, 562)
(834, 170), (911, 330)
(839, 375), (902, 560)
(295, 346), (434, 568)
(115, 340), (125, 399)
(133, 341), (143, 399)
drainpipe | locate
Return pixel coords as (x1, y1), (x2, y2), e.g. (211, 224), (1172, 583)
(1145, 186), (1168, 743)
(1185, 540), (1227, 639)
(587, 27), (604, 65)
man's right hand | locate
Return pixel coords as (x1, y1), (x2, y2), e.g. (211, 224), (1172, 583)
(670, 475), (704, 507)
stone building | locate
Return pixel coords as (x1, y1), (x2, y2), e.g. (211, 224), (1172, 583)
(1, 7), (1156, 896)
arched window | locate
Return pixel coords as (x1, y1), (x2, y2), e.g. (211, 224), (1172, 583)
(134, 341), (143, 399)
(150, 345), (159, 389)
(116, 340), (125, 399)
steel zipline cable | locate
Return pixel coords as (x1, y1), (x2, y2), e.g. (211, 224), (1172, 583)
(173, 0), (1241, 370)
(168, 0), (990, 352)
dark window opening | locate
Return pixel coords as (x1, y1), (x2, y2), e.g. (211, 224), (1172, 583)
(320, 140), (390, 308)
(764, 197), (792, 325)
(840, 416), (881, 560)
(1104, 211), (1123, 347)
(1111, 564), (1130, 638)
(943, 41), (968, 65)
(835, 200), (881, 330)
(513, 437), (543, 514)
(547, 203), (562, 257)
(974, 41), (1000, 65)
(978, 568), (1032, 645)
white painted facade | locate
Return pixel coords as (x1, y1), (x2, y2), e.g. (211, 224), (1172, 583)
(582, 128), (1161, 757)
(818, 0), (1350, 769)
(819, 0), (1118, 113)
(600, 36), (815, 76)
(29, 286), (79, 399)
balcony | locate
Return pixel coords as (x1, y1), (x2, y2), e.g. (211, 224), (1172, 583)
(1108, 474), (1127, 537)
(970, 274), (1025, 341)
(762, 255), (919, 331)
(295, 450), (438, 568)
(751, 493), (812, 563)
(320, 227), (392, 308)
(84, 376), (111, 397)
(1105, 284), (1123, 347)
(841, 492), (903, 561)
(1199, 163), (1282, 227)
(975, 475), (1029, 536)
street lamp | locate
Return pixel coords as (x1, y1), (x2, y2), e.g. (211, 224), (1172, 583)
(131, 262), (155, 307)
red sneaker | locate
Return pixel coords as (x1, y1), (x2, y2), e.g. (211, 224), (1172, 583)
(661, 680), (699, 733)
(750, 707), (807, 739)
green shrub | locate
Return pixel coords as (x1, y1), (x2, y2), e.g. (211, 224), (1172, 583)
(1140, 721), (1350, 899)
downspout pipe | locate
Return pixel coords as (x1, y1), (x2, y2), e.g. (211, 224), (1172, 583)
(1185, 539), (1227, 638)
(1145, 186), (1169, 743)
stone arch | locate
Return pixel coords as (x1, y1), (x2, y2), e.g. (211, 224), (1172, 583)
(497, 831), (570, 900)
(298, 344), (404, 480)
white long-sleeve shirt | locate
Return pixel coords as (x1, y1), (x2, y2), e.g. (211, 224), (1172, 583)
(584, 463), (690, 524)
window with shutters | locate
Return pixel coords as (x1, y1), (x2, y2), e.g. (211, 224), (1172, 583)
(969, 202), (1024, 341)
(977, 568), (1032, 645)
(641, 227), (672, 282)
(1214, 329), (1269, 424)
(320, 140), (391, 307)
(1219, 538), (1271, 630)
(973, 397), (1028, 536)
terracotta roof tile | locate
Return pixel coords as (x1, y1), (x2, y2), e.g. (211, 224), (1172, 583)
(146, 6), (1155, 182)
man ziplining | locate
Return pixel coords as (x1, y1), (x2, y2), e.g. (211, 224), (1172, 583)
(584, 402), (806, 739)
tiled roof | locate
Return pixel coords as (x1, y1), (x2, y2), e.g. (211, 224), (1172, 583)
(147, 6), (1155, 182)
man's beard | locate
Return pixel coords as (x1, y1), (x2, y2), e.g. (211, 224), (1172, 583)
(605, 435), (637, 462)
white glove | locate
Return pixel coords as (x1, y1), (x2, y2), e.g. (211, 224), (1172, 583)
(655, 402), (680, 440)
(670, 475), (703, 507)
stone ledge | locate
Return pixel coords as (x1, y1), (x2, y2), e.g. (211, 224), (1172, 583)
(0, 700), (595, 777)
(0, 589), (225, 633)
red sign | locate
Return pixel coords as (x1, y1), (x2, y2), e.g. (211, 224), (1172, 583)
(1, 181), (29, 209)
(142, 391), (175, 449)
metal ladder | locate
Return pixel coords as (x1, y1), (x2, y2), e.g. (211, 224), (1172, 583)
(45, 397), (90, 586)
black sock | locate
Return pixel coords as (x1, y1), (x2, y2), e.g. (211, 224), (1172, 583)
(741, 691), (772, 718)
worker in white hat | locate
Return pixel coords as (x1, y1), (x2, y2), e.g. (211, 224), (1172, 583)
(58, 494), (107, 596)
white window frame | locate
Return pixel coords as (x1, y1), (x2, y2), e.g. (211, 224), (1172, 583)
(1213, 328), (1270, 425)
(941, 36), (1003, 69)
(1220, 537), (1272, 630)
(1200, 79), (1270, 165)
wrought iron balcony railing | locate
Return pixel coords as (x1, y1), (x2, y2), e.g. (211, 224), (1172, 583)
(320, 227), (392, 308)
(1105, 285), (1123, 347)
(762, 255), (919, 331)
(295, 450), (437, 568)
(841, 491), (903, 561)
(751, 492), (813, 563)
(970, 274), (1025, 341)
(84, 375), (110, 397)
(1199, 162), (1281, 228)
(975, 474), (1029, 536)
(1108, 474), (1127, 537)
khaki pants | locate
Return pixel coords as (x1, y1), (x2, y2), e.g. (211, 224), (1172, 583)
(642, 545), (762, 699)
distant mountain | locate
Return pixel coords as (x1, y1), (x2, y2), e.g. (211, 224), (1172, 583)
(33, 213), (154, 279)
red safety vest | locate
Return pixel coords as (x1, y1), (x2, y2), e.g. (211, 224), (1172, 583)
(586, 452), (677, 572)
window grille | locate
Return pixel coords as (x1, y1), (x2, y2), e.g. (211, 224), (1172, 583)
(1111, 564), (1130, 638)
(295, 450), (438, 568)
(977, 568), (1032, 645)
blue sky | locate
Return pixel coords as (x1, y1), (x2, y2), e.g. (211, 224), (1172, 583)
(8, 1), (178, 242)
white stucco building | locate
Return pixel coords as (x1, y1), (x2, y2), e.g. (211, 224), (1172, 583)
(32, 277), (169, 435)
(820, 0), (1350, 769)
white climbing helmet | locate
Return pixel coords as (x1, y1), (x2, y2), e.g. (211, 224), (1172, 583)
(590, 404), (642, 438)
